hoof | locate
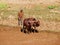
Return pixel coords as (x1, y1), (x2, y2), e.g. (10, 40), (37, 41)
(24, 30), (26, 33)
(21, 29), (23, 32)
(35, 30), (39, 33)
(32, 29), (35, 33)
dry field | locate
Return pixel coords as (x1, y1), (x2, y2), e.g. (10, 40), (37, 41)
(0, 0), (60, 45)
(0, 25), (60, 45)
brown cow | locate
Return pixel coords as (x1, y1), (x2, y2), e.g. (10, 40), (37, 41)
(21, 18), (40, 33)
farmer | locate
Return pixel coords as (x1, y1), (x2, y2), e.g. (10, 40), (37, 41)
(18, 9), (24, 27)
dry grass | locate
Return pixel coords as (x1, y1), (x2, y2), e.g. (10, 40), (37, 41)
(0, 3), (60, 31)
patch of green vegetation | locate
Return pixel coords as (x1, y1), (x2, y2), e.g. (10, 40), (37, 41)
(48, 5), (56, 9)
(0, 3), (8, 10)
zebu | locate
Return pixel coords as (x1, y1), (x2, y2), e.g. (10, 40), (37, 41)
(21, 18), (40, 33)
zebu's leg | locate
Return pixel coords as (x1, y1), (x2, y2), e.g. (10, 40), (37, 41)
(21, 24), (27, 33)
(27, 26), (32, 34)
(23, 25), (27, 33)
